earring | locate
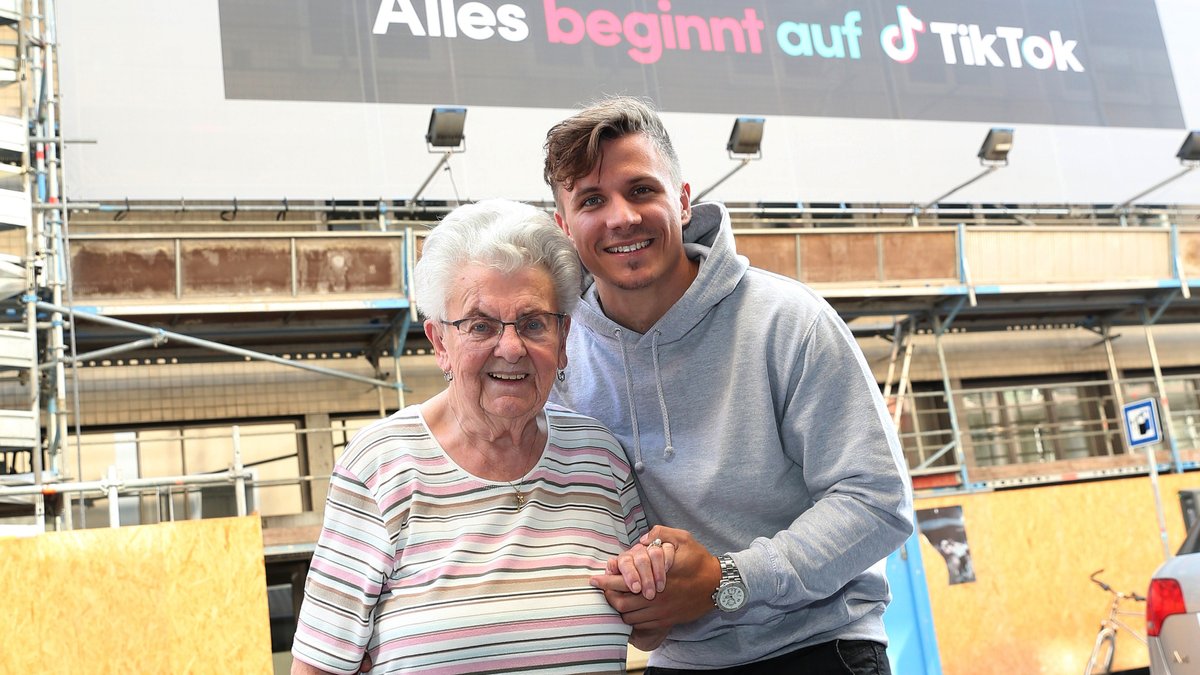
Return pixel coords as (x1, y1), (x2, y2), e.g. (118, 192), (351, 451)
(443, 370), (453, 382)
(556, 368), (565, 382)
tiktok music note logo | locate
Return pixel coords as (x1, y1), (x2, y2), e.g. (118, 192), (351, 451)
(880, 5), (924, 63)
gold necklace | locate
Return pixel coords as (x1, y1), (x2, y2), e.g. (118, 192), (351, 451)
(445, 403), (536, 509)
(508, 479), (527, 508)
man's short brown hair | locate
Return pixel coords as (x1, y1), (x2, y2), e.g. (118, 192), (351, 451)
(543, 96), (682, 205)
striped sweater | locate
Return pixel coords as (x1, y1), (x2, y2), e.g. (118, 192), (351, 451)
(292, 404), (647, 674)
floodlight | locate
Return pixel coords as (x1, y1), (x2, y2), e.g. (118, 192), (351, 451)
(410, 107), (468, 208)
(695, 116), (766, 202)
(1116, 129), (1200, 214)
(1178, 131), (1200, 163)
(913, 127), (1016, 220)
(425, 107), (467, 150)
(977, 128), (1014, 165)
(726, 117), (765, 157)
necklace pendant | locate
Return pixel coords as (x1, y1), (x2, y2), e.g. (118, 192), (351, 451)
(515, 491), (526, 508)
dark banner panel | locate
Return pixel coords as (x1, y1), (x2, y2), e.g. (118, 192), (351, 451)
(221, 0), (1182, 128)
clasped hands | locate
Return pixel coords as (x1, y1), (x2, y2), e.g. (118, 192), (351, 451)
(590, 526), (723, 651)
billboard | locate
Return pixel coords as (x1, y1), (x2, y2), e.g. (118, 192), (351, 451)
(56, 1), (1200, 205)
(220, 0), (1183, 129)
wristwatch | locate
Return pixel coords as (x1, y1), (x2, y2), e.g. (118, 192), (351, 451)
(712, 554), (748, 612)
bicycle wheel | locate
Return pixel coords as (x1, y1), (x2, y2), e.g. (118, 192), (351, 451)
(1084, 629), (1116, 674)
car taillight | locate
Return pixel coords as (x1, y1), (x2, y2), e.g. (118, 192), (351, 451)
(1146, 578), (1186, 637)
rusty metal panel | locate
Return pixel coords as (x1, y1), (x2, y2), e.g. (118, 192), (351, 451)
(735, 233), (797, 278)
(296, 239), (401, 294)
(71, 241), (176, 299)
(181, 239), (291, 297)
(881, 231), (958, 281)
(799, 233), (878, 284)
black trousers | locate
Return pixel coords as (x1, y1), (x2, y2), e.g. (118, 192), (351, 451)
(644, 639), (891, 675)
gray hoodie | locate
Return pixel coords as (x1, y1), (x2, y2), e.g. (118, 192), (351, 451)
(552, 201), (914, 668)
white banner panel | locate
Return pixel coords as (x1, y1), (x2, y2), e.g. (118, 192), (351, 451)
(57, 1), (1200, 205)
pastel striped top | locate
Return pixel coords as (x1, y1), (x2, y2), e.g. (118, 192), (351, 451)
(292, 404), (647, 674)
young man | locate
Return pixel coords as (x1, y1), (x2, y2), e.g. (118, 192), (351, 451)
(544, 97), (914, 673)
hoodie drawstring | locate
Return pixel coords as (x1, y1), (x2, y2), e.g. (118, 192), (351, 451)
(615, 328), (646, 472)
(651, 330), (675, 460)
(615, 328), (676, 472)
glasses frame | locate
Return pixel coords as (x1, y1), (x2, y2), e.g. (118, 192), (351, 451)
(439, 312), (567, 347)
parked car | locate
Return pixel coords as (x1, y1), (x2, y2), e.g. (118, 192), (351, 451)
(1148, 515), (1200, 674)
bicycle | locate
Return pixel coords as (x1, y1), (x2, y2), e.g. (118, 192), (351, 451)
(1084, 569), (1147, 674)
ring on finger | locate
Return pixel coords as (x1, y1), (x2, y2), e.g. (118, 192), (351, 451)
(648, 538), (663, 548)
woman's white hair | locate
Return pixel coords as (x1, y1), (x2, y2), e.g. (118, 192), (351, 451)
(413, 199), (582, 321)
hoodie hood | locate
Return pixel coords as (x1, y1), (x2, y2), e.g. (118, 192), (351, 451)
(556, 201), (747, 474)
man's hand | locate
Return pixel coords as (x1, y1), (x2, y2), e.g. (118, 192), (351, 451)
(603, 535), (676, 600)
(630, 625), (671, 652)
(591, 526), (722, 632)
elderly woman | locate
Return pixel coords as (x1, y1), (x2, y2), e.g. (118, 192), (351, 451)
(291, 199), (669, 674)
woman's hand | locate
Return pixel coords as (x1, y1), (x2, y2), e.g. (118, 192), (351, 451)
(598, 534), (676, 600)
(592, 526), (723, 635)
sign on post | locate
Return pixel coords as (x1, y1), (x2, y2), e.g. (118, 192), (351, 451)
(1123, 398), (1162, 448)
(1122, 397), (1170, 560)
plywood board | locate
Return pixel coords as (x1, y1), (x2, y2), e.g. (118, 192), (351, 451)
(1181, 231), (1200, 278)
(966, 229), (1170, 285)
(916, 472), (1198, 675)
(881, 231), (958, 281)
(735, 233), (797, 278)
(0, 516), (272, 673)
(800, 233), (879, 283)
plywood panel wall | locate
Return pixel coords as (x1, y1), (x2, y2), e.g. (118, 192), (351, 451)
(965, 229), (1170, 285)
(0, 516), (272, 673)
(916, 472), (1198, 675)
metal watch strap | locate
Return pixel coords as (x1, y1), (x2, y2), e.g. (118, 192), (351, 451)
(718, 554), (742, 586)
(712, 554), (747, 611)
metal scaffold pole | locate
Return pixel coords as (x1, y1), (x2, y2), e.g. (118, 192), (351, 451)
(28, 0), (71, 529)
(11, 0), (46, 531)
(1138, 308), (1172, 561)
(933, 314), (968, 487)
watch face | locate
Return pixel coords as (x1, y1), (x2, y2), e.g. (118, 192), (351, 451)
(717, 584), (747, 611)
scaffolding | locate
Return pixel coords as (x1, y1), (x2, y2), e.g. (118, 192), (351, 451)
(0, 0), (47, 530)
(0, 1), (1195, 538)
(0, 1), (416, 532)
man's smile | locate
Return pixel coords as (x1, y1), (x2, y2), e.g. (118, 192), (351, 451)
(606, 239), (652, 254)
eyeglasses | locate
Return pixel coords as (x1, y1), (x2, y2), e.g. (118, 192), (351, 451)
(440, 312), (566, 347)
